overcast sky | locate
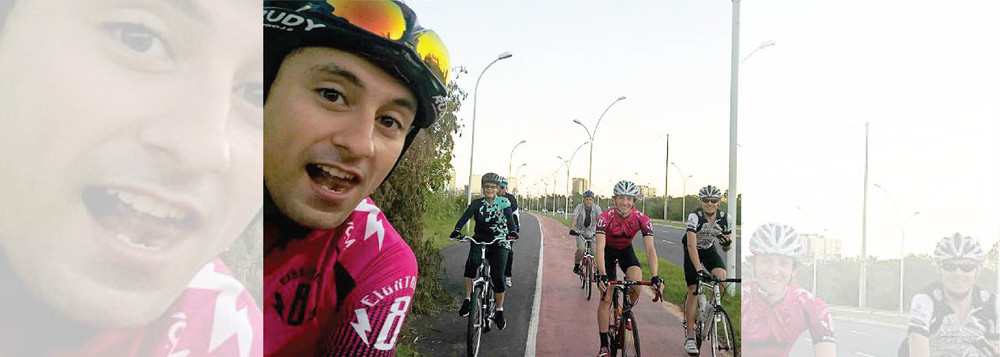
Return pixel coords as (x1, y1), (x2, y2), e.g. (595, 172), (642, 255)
(410, 0), (1000, 259)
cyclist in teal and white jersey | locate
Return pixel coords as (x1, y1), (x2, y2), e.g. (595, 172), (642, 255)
(570, 190), (602, 275)
(499, 176), (519, 287)
(451, 172), (519, 330)
(901, 233), (998, 357)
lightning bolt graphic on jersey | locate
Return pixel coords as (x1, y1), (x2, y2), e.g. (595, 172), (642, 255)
(355, 199), (386, 250)
(351, 308), (372, 345)
(187, 263), (254, 357)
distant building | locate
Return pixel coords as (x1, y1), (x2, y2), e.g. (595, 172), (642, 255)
(638, 185), (656, 197)
(572, 178), (588, 195)
(802, 233), (842, 259)
(447, 170), (457, 191)
(508, 177), (518, 192)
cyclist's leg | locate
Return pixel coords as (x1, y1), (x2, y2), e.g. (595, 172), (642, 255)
(505, 247), (513, 278)
(464, 244), (484, 298)
(599, 249), (620, 326)
(683, 249), (699, 336)
(597, 248), (619, 347)
(622, 246), (643, 303)
(575, 234), (586, 266)
(487, 244), (509, 307)
(702, 247), (728, 292)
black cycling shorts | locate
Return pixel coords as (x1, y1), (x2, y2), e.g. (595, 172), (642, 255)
(683, 244), (726, 286)
(604, 246), (641, 281)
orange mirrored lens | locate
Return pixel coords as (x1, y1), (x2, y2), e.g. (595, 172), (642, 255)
(415, 30), (451, 86)
(329, 0), (406, 41)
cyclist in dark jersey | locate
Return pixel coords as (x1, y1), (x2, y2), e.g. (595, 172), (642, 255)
(263, 1), (452, 355)
(594, 180), (662, 357)
(451, 172), (519, 330)
(742, 223), (836, 357)
(499, 176), (519, 287)
(901, 233), (998, 357)
(682, 185), (735, 354)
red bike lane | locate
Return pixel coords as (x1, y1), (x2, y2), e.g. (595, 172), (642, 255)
(533, 214), (692, 356)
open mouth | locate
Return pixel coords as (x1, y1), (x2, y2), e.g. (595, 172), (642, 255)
(306, 163), (359, 194)
(82, 186), (199, 251)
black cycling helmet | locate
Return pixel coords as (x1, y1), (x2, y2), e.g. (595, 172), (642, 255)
(264, 0), (450, 165)
(482, 173), (501, 187)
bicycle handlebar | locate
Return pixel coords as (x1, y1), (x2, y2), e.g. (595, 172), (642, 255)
(453, 235), (515, 246)
(605, 280), (663, 302)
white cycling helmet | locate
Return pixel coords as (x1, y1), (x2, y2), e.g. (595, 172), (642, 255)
(613, 180), (639, 197)
(749, 223), (804, 258)
(697, 185), (723, 199)
(933, 233), (985, 263)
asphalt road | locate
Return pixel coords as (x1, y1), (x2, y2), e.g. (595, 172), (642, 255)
(789, 318), (905, 357)
(411, 212), (542, 356)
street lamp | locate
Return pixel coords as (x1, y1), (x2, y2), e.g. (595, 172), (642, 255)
(557, 141), (589, 220)
(741, 40), (776, 64)
(874, 183), (920, 312)
(508, 139), (527, 178)
(573, 95), (626, 191)
(466, 51), (513, 208)
(670, 162), (693, 219)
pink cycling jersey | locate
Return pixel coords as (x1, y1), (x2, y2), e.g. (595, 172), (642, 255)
(741, 281), (836, 357)
(0, 259), (263, 357)
(595, 208), (654, 250)
(264, 197), (417, 356)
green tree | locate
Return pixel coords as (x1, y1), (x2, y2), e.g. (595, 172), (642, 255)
(371, 75), (466, 315)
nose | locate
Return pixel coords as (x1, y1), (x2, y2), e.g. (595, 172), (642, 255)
(330, 106), (376, 161)
(137, 77), (233, 174)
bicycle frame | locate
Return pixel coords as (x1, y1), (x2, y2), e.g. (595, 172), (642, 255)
(690, 274), (741, 357)
(603, 279), (661, 357)
(456, 235), (512, 357)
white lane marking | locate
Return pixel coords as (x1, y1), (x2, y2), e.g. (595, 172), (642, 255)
(664, 240), (677, 245)
(850, 330), (870, 336)
(525, 213), (544, 357)
(855, 352), (877, 357)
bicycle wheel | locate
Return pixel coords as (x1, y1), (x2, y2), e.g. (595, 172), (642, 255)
(467, 285), (483, 357)
(710, 308), (738, 357)
(585, 259), (593, 300)
(608, 290), (621, 357)
(620, 311), (641, 357)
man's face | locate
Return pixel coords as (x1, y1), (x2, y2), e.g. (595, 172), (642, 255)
(265, 47), (416, 230)
(701, 197), (720, 214)
(584, 196), (594, 207)
(498, 186), (507, 196)
(0, 0), (263, 327)
(614, 195), (634, 214)
(752, 254), (797, 297)
(937, 259), (980, 297)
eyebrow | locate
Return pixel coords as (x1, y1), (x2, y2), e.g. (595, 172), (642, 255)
(311, 63), (419, 113)
(167, 0), (210, 23)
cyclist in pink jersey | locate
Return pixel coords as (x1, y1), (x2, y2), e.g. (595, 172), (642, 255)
(0, 0), (263, 355)
(263, 0), (451, 355)
(742, 223), (836, 357)
(593, 180), (662, 357)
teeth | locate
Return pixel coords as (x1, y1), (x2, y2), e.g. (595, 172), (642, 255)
(319, 165), (355, 181)
(106, 189), (188, 220)
(115, 233), (159, 250)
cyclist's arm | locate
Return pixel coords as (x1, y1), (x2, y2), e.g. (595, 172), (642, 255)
(685, 213), (703, 271)
(595, 233), (607, 276)
(642, 235), (657, 278)
(685, 231), (703, 271)
(908, 333), (930, 357)
(453, 202), (477, 232)
(640, 214), (657, 276)
(814, 342), (836, 357)
(503, 205), (517, 234)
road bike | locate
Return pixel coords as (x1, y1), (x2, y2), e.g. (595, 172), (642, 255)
(455, 235), (513, 357)
(602, 279), (662, 357)
(685, 274), (741, 357)
(570, 230), (597, 300)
